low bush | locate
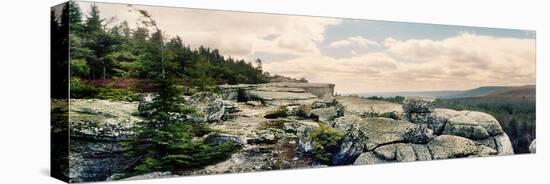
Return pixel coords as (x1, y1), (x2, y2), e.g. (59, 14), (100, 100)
(70, 78), (142, 102)
(307, 124), (344, 164)
(264, 106), (289, 119)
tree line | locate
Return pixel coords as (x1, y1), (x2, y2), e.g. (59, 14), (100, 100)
(66, 2), (268, 96)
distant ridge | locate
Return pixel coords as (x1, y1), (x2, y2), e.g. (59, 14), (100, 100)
(354, 85), (535, 99)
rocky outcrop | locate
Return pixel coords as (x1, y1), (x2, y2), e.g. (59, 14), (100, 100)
(186, 92), (226, 122)
(69, 99), (141, 182)
(335, 96), (403, 119)
(294, 96), (514, 166)
(218, 82), (335, 106)
(70, 83), (516, 182)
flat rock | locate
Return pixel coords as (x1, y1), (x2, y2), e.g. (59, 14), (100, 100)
(335, 96), (403, 119)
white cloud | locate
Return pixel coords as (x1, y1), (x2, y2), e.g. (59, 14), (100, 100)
(329, 36), (380, 49)
(266, 33), (535, 93)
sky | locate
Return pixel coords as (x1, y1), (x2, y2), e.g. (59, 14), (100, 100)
(77, 1), (536, 94)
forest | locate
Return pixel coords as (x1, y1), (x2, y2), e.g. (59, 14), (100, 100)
(60, 2), (269, 101)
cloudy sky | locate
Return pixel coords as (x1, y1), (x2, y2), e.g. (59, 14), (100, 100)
(78, 2), (536, 94)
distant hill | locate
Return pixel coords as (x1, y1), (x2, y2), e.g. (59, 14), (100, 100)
(354, 85), (535, 99)
(483, 85), (535, 99)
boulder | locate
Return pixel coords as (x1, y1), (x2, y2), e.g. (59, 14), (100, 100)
(494, 133), (514, 155)
(462, 111), (504, 136)
(374, 143), (416, 162)
(310, 107), (339, 122)
(427, 135), (497, 159)
(529, 139), (536, 153)
(403, 125), (435, 144)
(358, 118), (417, 150)
(204, 133), (245, 146)
(403, 96), (435, 113)
(443, 115), (490, 140)
(407, 108), (461, 134)
(331, 115), (364, 132)
(187, 92), (225, 122)
(353, 152), (389, 165)
(331, 124), (367, 165)
(248, 128), (287, 144)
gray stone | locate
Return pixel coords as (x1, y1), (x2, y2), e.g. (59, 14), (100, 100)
(373, 143), (417, 162)
(410, 144), (432, 161)
(187, 92), (225, 122)
(403, 96), (435, 113)
(353, 152), (389, 165)
(494, 133), (514, 155)
(204, 133), (245, 146)
(331, 115), (364, 132)
(331, 124), (366, 165)
(359, 118), (417, 150)
(428, 135), (497, 159)
(463, 111), (504, 136)
(403, 125), (435, 144)
(310, 107), (339, 122)
(443, 115), (490, 140)
(335, 96), (403, 119)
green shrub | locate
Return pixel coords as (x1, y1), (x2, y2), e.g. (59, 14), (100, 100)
(307, 124), (344, 164)
(70, 78), (142, 102)
(96, 88), (142, 102)
(264, 106), (289, 119)
(70, 78), (99, 99)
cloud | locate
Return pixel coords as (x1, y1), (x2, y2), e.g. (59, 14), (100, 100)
(79, 2), (341, 60)
(265, 33), (535, 93)
(329, 36), (380, 48)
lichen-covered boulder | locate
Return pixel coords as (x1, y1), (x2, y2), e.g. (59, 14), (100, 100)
(462, 111), (504, 136)
(443, 115), (490, 140)
(403, 96), (435, 113)
(359, 118), (417, 150)
(204, 133), (245, 146)
(427, 135), (497, 159)
(403, 125), (435, 144)
(331, 115), (364, 132)
(187, 92), (225, 122)
(353, 152), (389, 165)
(331, 124), (367, 165)
(407, 108), (462, 134)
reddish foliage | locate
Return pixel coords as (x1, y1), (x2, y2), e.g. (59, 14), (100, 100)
(82, 78), (156, 92)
